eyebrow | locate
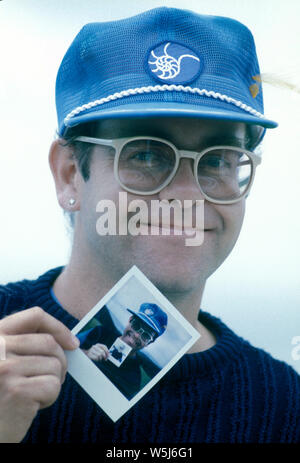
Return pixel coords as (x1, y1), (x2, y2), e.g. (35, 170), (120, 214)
(202, 135), (247, 149)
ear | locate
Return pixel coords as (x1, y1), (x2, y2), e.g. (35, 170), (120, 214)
(48, 139), (81, 212)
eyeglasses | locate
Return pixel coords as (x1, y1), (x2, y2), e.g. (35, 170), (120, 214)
(129, 317), (155, 344)
(74, 135), (261, 205)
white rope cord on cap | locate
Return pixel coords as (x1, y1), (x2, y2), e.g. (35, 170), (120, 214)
(64, 84), (265, 124)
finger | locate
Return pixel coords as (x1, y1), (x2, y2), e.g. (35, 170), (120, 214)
(90, 347), (105, 361)
(0, 307), (79, 351)
(103, 349), (110, 360)
(97, 344), (110, 356)
(94, 345), (109, 360)
(96, 351), (108, 362)
(3, 356), (65, 384)
(93, 345), (106, 354)
(12, 374), (62, 409)
(89, 346), (108, 361)
(5, 333), (67, 374)
(98, 351), (109, 361)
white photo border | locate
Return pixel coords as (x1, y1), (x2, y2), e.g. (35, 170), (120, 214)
(65, 265), (200, 422)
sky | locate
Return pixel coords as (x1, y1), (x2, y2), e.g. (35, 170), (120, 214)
(0, 0), (300, 372)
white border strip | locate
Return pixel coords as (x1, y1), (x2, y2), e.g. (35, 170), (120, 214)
(63, 84), (265, 125)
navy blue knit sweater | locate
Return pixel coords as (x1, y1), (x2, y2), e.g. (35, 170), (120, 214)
(1, 267), (299, 443)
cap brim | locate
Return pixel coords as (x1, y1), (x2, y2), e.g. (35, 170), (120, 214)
(62, 102), (278, 135)
(126, 308), (160, 334)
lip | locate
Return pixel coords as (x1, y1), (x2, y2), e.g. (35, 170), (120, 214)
(123, 330), (142, 349)
(139, 222), (210, 236)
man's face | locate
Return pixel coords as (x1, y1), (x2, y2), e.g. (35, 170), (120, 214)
(121, 316), (156, 352)
(76, 117), (261, 293)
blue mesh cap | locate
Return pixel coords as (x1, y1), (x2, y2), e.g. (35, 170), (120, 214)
(127, 303), (168, 337)
(56, 7), (278, 136)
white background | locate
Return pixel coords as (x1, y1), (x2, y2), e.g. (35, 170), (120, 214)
(0, 0), (299, 372)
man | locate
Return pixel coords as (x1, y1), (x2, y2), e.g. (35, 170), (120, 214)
(77, 303), (167, 399)
(0, 7), (299, 443)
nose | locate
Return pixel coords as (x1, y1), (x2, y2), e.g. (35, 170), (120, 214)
(132, 329), (143, 345)
(159, 158), (205, 203)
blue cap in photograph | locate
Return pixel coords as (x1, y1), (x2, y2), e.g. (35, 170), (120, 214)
(127, 303), (168, 337)
(55, 7), (278, 136)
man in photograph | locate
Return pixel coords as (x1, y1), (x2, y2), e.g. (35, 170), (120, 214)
(0, 6), (299, 443)
(77, 303), (167, 399)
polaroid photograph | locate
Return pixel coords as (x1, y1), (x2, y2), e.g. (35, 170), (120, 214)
(108, 337), (132, 367)
(66, 265), (200, 422)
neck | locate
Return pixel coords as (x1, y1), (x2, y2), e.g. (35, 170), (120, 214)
(163, 288), (217, 352)
(164, 287), (204, 327)
(53, 240), (115, 319)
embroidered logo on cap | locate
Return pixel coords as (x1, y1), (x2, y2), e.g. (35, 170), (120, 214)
(144, 308), (154, 316)
(147, 42), (202, 84)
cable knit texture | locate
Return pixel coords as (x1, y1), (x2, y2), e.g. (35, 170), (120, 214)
(0, 267), (299, 443)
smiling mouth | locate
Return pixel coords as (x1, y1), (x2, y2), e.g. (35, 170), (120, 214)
(139, 222), (209, 235)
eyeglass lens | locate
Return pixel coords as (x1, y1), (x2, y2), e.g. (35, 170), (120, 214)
(117, 139), (253, 201)
(130, 317), (154, 343)
(197, 148), (252, 201)
(118, 139), (176, 192)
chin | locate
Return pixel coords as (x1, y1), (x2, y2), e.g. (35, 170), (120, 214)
(133, 254), (208, 294)
(95, 233), (225, 292)
(155, 278), (197, 295)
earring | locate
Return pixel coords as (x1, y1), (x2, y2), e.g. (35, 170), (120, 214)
(69, 198), (76, 206)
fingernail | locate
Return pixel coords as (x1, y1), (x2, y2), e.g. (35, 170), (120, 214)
(71, 334), (80, 348)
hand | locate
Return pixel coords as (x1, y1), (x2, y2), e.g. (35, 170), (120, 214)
(0, 306), (79, 443)
(84, 343), (109, 362)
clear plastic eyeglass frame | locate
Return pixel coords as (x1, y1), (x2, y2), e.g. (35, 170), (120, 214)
(74, 135), (261, 205)
(129, 318), (155, 345)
